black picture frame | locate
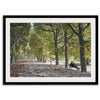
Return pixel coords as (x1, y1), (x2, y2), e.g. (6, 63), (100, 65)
(3, 15), (98, 85)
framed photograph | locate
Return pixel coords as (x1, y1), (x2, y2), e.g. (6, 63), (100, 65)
(3, 15), (98, 85)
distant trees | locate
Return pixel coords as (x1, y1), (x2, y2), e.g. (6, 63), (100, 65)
(34, 23), (65, 66)
(30, 23), (63, 65)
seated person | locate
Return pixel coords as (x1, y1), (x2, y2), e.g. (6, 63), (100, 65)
(69, 61), (80, 70)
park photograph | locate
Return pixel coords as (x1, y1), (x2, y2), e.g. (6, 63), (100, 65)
(3, 16), (98, 84)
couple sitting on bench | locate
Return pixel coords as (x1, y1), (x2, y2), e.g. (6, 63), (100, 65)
(69, 61), (80, 70)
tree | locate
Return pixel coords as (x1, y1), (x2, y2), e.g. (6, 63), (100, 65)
(68, 23), (90, 72)
(10, 23), (30, 64)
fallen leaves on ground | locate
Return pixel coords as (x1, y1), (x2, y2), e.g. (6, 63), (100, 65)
(10, 64), (24, 77)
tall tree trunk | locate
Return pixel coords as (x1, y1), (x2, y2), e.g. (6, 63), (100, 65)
(43, 55), (45, 62)
(10, 57), (13, 64)
(79, 38), (86, 72)
(50, 55), (52, 64)
(55, 49), (59, 65)
(42, 55), (47, 62)
(54, 30), (59, 66)
(15, 57), (17, 62)
(11, 44), (16, 64)
(68, 23), (89, 72)
(65, 32), (68, 68)
(79, 23), (87, 72)
(11, 48), (13, 64)
(39, 48), (42, 62)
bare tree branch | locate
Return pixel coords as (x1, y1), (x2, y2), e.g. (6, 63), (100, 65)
(57, 44), (65, 49)
(57, 40), (64, 44)
(67, 32), (74, 39)
(87, 47), (91, 51)
(11, 30), (26, 48)
(83, 23), (90, 31)
(68, 24), (78, 35)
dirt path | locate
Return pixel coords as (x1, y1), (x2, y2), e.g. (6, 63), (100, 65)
(21, 63), (91, 77)
(11, 59), (91, 77)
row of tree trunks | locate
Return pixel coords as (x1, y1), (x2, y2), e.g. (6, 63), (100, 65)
(54, 28), (68, 68)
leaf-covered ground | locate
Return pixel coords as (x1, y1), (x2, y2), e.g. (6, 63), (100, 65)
(10, 59), (91, 77)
